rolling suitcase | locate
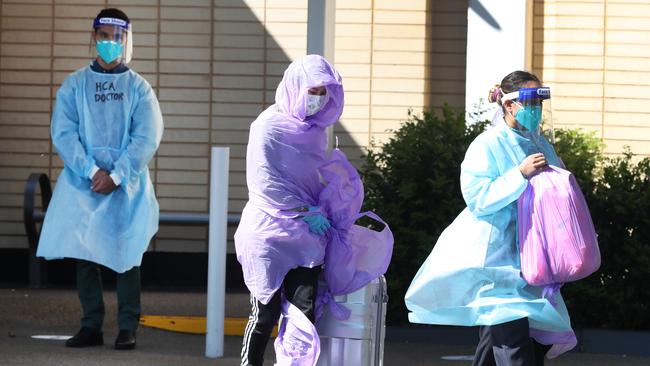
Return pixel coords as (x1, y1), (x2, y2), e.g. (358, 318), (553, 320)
(316, 276), (388, 366)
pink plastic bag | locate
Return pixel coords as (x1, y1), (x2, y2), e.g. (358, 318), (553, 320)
(518, 166), (601, 289)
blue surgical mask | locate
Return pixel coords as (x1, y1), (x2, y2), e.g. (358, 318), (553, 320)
(514, 103), (542, 132)
(96, 40), (123, 64)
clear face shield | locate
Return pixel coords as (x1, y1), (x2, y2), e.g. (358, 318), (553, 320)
(503, 87), (554, 142)
(91, 17), (132, 64)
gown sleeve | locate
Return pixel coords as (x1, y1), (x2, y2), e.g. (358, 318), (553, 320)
(111, 79), (164, 186)
(460, 134), (528, 217)
(51, 75), (97, 179)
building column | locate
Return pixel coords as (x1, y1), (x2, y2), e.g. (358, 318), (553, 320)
(465, 0), (532, 121)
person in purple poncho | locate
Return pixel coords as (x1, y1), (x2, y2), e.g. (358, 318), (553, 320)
(234, 55), (344, 366)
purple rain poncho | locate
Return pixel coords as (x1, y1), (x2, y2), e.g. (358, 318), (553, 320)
(235, 55), (394, 366)
(234, 55), (345, 305)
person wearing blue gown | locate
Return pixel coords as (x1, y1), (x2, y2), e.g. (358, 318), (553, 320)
(36, 8), (163, 350)
(405, 71), (576, 365)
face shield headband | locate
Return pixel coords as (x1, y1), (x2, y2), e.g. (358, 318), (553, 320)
(502, 87), (551, 133)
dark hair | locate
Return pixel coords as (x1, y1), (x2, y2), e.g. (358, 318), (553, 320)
(94, 8), (129, 25)
(487, 70), (541, 107)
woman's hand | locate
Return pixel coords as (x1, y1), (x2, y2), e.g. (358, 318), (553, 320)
(519, 153), (548, 179)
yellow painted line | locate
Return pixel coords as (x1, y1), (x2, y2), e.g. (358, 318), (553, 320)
(139, 316), (278, 336)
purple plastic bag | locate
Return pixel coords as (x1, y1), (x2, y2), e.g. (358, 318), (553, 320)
(314, 149), (394, 321)
(274, 297), (321, 366)
(518, 166), (601, 290)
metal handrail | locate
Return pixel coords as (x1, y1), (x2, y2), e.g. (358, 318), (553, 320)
(23, 173), (240, 288)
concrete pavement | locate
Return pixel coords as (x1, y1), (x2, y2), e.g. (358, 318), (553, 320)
(1, 288), (649, 366)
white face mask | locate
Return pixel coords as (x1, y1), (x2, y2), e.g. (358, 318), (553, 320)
(306, 93), (329, 116)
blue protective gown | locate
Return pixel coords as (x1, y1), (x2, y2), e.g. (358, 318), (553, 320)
(405, 120), (574, 350)
(37, 64), (163, 273)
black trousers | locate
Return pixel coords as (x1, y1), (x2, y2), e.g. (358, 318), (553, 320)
(240, 266), (321, 366)
(77, 260), (141, 331)
(472, 318), (552, 366)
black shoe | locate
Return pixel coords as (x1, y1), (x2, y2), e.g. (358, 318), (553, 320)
(65, 327), (103, 348)
(114, 329), (136, 350)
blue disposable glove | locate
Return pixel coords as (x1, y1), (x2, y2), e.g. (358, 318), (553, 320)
(301, 206), (331, 236)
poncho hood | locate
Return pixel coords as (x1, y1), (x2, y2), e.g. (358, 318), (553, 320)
(275, 54), (344, 128)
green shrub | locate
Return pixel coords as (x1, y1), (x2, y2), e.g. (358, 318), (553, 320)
(561, 150), (650, 329)
(360, 106), (487, 324)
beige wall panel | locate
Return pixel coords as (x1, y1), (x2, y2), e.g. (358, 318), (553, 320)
(214, 34), (264, 48)
(161, 20), (210, 34)
(335, 37), (371, 51)
(604, 112), (650, 127)
(536, 2), (604, 16)
(210, 132), (248, 145)
(0, 167), (41, 180)
(2, 30), (51, 43)
(0, 85), (50, 98)
(212, 102), (263, 117)
(214, 21), (265, 35)
(157, 184), (208, 199)
(0, 140), (50, 154)
(0, 208), (21, 221)
(0, 98), (51, 112)
(552, 97), (603, 111)
(607, 42), (650, 58)
(535, 42), (603, 56)
(372, 92), (424, 107)
(604, 125), (650, 141)
(604, 98), (650, 113)
(160, 47), (211, 60)
(605, 84), (650, 99)
(605, 56), (650, 72)
(607, 30), (650, 44)
(340, 105), (370, 119)
(374, 10), (426, 25)
(0, 71), (51, 84)
(336, 9), (373, 23)
(343, 77), (371, 92)
(542, 69), (603, 83)
(164, 115), (210, 130)
(158, 88), (211, 102)
(374, 0), (426, 11)
(552, 111), (603, 127)
(533, 28), (603, 43)
(373, 24), (427, 38)
(161, 130), (209, 144)
(2, 4), (52, 17)
(336, 0), (372, 10)
(335, 119), (370, 134)
(536, 15), (603, 29)
(608, 3), (650, 17)
(214, 0), (262, 6)
(534, 55), (604, 69)
(2, 17), (53, 31)
(157, 143), (208, 157)
(373, 38), (427, 52)
(0, 153), (49, 168)
(551, 83), (604, 98)
(0, 112), (51, 126)
(1, 57), (51, 70)
(604, 140), (650, 155)
(213, 7), (263, 22)
(213, 61), (264, 75)
(607, 17), (650, 31)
